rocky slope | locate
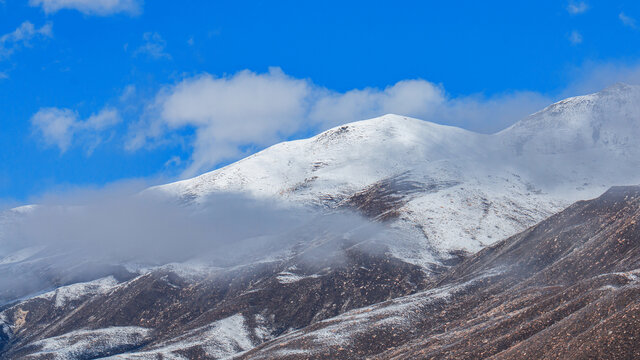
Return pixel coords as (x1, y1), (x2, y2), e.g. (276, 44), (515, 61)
(3, 186), (639, 359)
(238, 185), (640, 359)
(0, 237), (429, 359)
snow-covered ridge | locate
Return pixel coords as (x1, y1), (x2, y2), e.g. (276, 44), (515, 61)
(32, 276), (119, 308)
(152, 84), (640, 266)
(153, 115), (486, 201)
(25, 326), (151, 360)
(103, 314), (259, 359)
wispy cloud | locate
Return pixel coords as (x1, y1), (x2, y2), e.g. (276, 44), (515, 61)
(619, 12), (637, 29)
(0, 21), (53, 60)
(31, 107), (121, 154)
(119, 84), (136, 102)
(134, 32), (171, 60)
(569, 30), (583, 45)
(561, 61), (640, 96)
(29, 0), (142, 16)
(567, 1), (589, 15)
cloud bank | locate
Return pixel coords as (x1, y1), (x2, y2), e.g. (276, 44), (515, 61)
(3, 192), (307, 265)
(0, 186), (383, 302)
(29, 0), (142, 16)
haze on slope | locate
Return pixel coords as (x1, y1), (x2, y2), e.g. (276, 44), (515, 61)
(0, 189), (385, 305)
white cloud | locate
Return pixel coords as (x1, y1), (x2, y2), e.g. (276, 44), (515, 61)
(127, 68), (552, 176)
(134, 32), (171, 60)
(164, 156), (182, 168)
(569, 30), (583, 45)
(31, 107), (121, 153)
(0, 21), (53, 60)
(567, 1), (589, 15)
(31, 108), (77, 152)
(29, 0), (141, 16)
(128, 68), (312, 174)
(85, 108), (121, 130)
(619, 12), (637, 29)
(119, 84), (136, 102)
(308, 80), (445, 127)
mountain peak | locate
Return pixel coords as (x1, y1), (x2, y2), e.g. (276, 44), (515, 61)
(500, 82), (640, 156)
(322, 113), (424, 131)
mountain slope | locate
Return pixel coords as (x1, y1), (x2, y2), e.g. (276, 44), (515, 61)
(0, 239), (429, 359)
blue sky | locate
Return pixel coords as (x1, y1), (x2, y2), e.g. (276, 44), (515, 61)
(1, 0), (640, 203)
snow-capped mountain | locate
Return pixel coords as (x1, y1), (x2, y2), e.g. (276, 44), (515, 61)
(152, 83), (640, 267)
(3, 84), (640, 359)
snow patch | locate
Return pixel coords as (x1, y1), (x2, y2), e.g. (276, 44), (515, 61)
(276, 271), (321, 284)
(25, 326), (151, 359)
(112, 313), (257, 359)
(33, 276), (119, 308)
(0, 246), (44, 265)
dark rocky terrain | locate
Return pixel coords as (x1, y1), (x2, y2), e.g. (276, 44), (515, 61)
(2, 185), (640, 359)
(0, 237), (428, 358)
(239, 185), (640, 359)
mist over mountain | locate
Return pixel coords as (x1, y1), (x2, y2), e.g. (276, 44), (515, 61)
(2, 84), (640, 359)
